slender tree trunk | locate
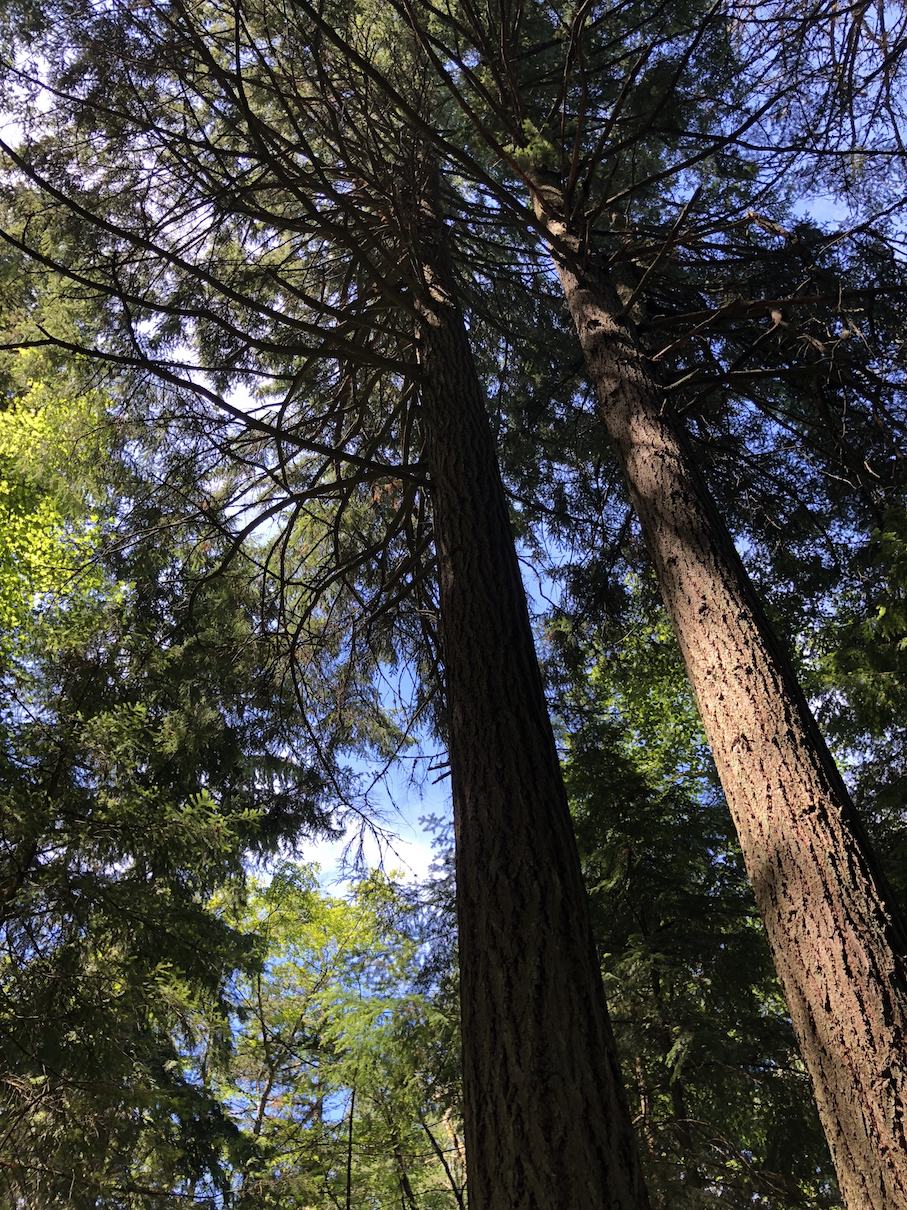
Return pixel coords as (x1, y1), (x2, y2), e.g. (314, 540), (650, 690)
(412, 182), (650, 1210)
(393, 1145), (419, 1210)
(345, 1086), (355, 1210)
(420, 1115), (467, 1210)
(539, 194), (907, 1210)
(633, 1055), (664, 1209)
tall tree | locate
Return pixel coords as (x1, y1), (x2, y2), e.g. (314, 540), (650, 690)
(344, 5), (907, 1201)
(541, 186), (907, 1210)
(0, 5), (651, 1204)
(412, 173), (646, 1207)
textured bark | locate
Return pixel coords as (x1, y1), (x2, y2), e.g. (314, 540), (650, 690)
(543, 203), (907, 1209)
(414, 195), (649, 1210)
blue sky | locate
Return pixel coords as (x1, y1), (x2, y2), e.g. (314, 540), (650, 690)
(303, 756), (450, 889)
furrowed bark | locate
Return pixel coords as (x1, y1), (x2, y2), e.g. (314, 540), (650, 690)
(541, 196), (907, 1210)
(413, 188), (650, 1210)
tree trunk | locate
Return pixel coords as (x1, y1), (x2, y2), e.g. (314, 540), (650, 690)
(540, 197), (907, 1210)
(345, 1086), (355, 1210)
(413, 187), (650, 1210)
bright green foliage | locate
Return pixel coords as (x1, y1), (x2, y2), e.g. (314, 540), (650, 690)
(0, 370), (105, 648)
(215, 865), (464, 1209)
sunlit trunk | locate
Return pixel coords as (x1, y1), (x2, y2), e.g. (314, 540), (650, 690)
(542, 195), (907, 1210)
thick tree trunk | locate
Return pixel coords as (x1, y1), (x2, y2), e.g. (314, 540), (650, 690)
(542, 201), (907, 1209)
(413, 195), (649, 1210)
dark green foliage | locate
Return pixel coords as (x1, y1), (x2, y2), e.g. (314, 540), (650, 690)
(563, 619), (841, 1206)
(810, 508), (907, 904)
(0, 430), (331, 1205)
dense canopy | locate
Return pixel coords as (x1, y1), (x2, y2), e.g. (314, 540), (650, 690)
(0, 0), (905, 1206)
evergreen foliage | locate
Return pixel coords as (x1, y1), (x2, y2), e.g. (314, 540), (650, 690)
(0, 0), (905, 1204)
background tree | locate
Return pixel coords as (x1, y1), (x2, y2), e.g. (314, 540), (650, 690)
(215, 864), (465, 1210)
(0, 340), (337, 1205)
(559, 585), (842, 1207)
